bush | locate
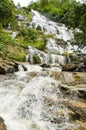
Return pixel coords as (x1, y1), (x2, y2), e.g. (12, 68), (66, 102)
(33, 54), (41, 64)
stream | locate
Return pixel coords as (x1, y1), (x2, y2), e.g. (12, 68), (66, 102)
(0, 64), (78, 130)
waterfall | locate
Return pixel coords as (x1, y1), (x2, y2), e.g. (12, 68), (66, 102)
(0, 67), (74, 130)
(26, 10), (76, 64)
(30, 10), (73, 42)
(26, 46), (67, 65)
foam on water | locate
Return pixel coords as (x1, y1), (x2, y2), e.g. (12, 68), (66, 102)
(0, 68), (72, 130)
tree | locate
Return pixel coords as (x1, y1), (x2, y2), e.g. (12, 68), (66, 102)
(0, 0), (13, 27)
(40, 0), (48, 7)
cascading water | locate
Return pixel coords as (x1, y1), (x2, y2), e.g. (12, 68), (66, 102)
(0, 65), (75, 130)
(26, 10), (86, 64)
(0, 10), (82, 130)
(26, 10), (75, 64)
(30, 10), (73, 42)
(26, 45), (67, 66)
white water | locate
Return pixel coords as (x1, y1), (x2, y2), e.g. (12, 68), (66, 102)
(26, 10), (74, 64)
(26, 45), (67, 65)
(30, 10), (73, 42)
(0, 65), (73, 130)
(26, 9), (86, 64)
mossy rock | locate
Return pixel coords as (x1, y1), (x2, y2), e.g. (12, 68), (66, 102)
(36, 25), (42, 31)
(33, 55), (41, 64)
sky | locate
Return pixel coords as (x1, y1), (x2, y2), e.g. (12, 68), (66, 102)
(13, 0), (84, 7)
(13, 0), (37, 7)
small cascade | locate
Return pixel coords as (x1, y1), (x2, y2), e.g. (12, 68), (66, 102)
(11, 32), (17, 39)
(46, 38), (64, 54)
(26, 46), (67, 65)
(18, 64), (24, 71)
(26, 46), (48, 64)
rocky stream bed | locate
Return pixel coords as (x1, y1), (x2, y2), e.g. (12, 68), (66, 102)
(0, 62), (86, 130)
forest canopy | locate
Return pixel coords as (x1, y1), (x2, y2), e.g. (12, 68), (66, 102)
(0, 0), (15, 27)
(28, 0), (86, 47)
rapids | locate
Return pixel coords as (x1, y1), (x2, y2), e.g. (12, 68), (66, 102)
(0, 64), (77, 130)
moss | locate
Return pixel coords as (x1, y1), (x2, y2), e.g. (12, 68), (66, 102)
(6, 45), (26, 61)
(36, 25), (42, 31)
(33, 55), (41, 64)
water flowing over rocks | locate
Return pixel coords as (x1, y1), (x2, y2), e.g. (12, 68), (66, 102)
(0, 63), (86, 130)
(0, 9), (86, 130)
(26, 46), (67, 65)
(28, 10), (86, 54)
(25, 10), (86, 66)
(30, 10), (73, 42)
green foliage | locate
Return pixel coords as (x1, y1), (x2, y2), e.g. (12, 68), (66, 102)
(71, 31), (86, 48)
(28, 0), (77, 21)
(0, 0), (14, 27)
(0, 29), (27, 61)
(33, 55), (41, 64)
(29, 0), (86, 47)
(17, 28), (49, 51)
(7, 48), (26, 61)
(63, 3), (86, 29)
(0, 32), (12, 46)
(36, 25), (42, 31)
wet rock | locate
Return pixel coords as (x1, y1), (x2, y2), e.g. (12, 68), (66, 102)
(16, 14), (27, 21)
(66, 100), (86, 122)
(50, 71), (75, 83)
(0, 65), (6, 74)
(50, 71), (86, 123)
(62, 63), (77, 71)
(0, 59), (18, 74)
(50, 71), (86, 84)
(40, 64), (50, 68)
(66, 125), (86, 130)
(0, 116), (7, 130)
(28, 72), (38, 79)
(62, 63), (86, 72)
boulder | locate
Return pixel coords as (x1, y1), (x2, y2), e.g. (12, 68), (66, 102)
(40, 64), (50, 68)
(0, 59), (19, 74)
(62, 63), (86, 72)
(62, 63), (77, 71)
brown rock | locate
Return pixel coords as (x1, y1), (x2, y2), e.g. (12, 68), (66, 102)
(60, 99), (86, 122)
(0, 116), (7, 130)
(0, 59), (19, 74)
(62, 63), (77, 71)
(66, 125), (86, 130)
